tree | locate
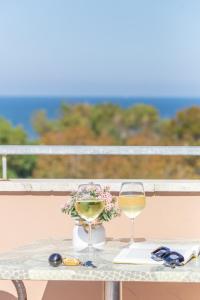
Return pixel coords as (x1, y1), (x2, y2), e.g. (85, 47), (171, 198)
(124, 104), (160, 131)
(161, 106), (200, 144)
(31, 110), (54, 135)
(32, 103), (200, 179)
(0, 118), (36, 178)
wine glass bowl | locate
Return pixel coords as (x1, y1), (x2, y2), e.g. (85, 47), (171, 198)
(75, 200), (104, 222)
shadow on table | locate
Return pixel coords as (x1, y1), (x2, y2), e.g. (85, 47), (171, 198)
(42, 281), (104, 300)
(107, 237), (146, 242)
(0, 291), (16, 299)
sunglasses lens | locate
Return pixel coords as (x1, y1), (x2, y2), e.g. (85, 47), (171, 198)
(163, 251), (184, 267)
(151, 247), (170, 261)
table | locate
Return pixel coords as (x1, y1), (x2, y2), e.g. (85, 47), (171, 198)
(1, 239), (200, 300)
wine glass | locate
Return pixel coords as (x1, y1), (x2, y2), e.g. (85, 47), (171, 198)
(119, 182), (146, 245)
(75, 183), (105, 254)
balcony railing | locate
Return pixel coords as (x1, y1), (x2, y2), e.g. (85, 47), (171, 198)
(1, 145), (200, 180)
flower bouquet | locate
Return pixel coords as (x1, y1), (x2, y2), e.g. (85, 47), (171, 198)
(61, 183), (120, 249)
(61, 184), (120, 223)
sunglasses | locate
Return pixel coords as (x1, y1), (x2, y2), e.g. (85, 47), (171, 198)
(151, 246), (184, 268)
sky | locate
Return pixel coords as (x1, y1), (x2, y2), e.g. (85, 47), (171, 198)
(0, 0), (200, 97)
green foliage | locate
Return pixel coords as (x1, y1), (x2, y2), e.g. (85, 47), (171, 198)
(0, 118), (36, 178)
(162, 106), (200, 144)
(90, 103), (124, 139)
(33, 103), (200, 179)
(0, 118), (27, 144)
(1, 102), (200, 179)
(31, 110), (56, 135)
(59, 103), (92, 129)
(124, 104), (159, 131)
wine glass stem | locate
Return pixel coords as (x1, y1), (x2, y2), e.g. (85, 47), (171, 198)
(88, 222), (92, 253)
(130, 218), (134, 243)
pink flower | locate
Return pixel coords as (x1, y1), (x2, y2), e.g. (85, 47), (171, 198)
(61, 198), (72, 210)
(105, 202), (114, 212)
(99, 191), (113, 203)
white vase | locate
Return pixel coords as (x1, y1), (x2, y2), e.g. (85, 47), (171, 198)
(73, 221), (106, 251)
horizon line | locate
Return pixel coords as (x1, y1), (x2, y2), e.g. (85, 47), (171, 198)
(0, 95), (200, 100)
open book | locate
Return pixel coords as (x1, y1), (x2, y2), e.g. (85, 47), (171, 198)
(113, 241), (200, 265)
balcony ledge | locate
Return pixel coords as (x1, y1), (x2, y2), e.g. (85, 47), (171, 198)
(0, 179), (199, 193)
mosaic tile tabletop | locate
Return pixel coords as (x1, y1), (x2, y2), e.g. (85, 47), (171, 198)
(0, 239), (200, 282)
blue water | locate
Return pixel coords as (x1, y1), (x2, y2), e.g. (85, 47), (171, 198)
(0, 96), (200, 138)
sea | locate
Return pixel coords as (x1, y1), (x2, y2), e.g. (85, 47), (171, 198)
(0, 96), (200, 138)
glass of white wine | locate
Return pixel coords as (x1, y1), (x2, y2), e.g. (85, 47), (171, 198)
(119, 182), (146, 245)
(75, 183), (105, 253)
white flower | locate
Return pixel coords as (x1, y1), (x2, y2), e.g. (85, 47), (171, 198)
(105, 202), (114, 212)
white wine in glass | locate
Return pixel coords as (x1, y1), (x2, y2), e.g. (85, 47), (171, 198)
(75, 183), (104, 253)
(75, 200), (105, 222)
(119, 182), (146, 244)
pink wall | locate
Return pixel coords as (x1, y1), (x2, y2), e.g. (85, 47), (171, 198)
(0, 192), (200, 299)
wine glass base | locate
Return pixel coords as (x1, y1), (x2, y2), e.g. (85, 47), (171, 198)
(120, 239), (137, 249)
(127, 240), (136, 247)
(121, 238), (146, 250)
(77, 247), (103, 254)
(74, 246), (103, 264)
